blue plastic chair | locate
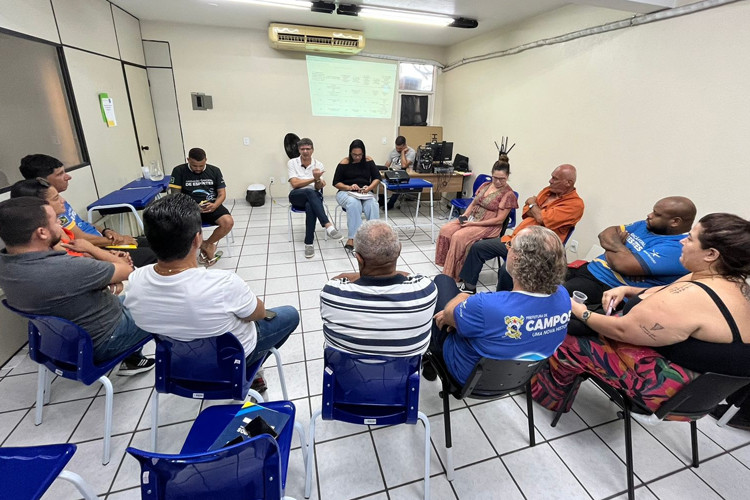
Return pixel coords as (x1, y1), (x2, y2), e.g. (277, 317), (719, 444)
(448, 173), (491, 219)
(129, 401), (297, 500)
(2, 299), (150, 465)
(0, 444), (98, 500)
(150, 333), (292, 451)
(304, 348), (430, 500)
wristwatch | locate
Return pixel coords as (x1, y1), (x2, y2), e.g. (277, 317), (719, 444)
(581, 310), (592, 323)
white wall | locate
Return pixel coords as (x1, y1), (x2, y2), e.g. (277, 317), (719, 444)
(0, 0), (148, 212)
(440, 2), (750, 255)
(140, 21), (445, 198)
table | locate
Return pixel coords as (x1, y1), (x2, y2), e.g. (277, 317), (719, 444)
(380, 178), (435, 242)
(121, 176), (170, 192)
(87, 186), (162, 232)
(406, 170), (470, 198)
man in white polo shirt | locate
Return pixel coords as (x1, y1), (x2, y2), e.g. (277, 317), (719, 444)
(287, 137), (342, 259)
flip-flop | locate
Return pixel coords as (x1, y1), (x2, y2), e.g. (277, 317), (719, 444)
(205, 250), (223, 267)
(344, 243), (355, 255)
(197, 253), (208, 265)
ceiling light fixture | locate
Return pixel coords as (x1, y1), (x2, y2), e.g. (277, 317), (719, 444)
(227, 0), (313, 12)
(337, 4), (477, 28)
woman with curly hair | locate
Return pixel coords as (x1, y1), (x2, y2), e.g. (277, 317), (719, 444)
(532, 213), (750, 417)
(435, 160), (518, 280)
(424, 226), (571, 384)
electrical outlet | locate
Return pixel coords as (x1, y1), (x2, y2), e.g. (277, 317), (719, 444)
(269, 176), (275, 185)
(568, 239), (578, 253)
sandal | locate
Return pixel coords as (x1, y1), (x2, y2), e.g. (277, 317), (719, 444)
(344, 243), (354, 254)
(205, 250), (223, 267)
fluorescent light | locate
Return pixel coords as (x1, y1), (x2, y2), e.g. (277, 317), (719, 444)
(358, 6), (453, 27)
(226, 0), (313, 11)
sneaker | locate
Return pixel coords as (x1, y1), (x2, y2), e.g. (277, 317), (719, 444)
(305, 244), (315, 259)
(117, 355), (155, 376)
(251, 375), (268, 393)
(326, 226), (344, 241)
(458, 283), (477, 295)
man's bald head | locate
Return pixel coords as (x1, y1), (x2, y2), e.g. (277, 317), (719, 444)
(647, 196), (696, 235)
(549, 164), (577, 195)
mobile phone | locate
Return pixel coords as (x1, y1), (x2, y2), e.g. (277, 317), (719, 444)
(458, 215), (468, 224)
(264, 310), (277, 321)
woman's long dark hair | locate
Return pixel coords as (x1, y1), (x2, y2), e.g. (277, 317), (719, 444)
(697, 213), (750, 291)
(348, 139), (367, 164)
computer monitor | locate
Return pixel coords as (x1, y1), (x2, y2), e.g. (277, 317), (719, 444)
(426, 141), (453, 163)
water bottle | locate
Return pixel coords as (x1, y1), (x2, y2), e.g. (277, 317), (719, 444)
(149, 160), (164, 181)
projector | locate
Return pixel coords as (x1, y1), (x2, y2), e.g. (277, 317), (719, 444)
(385, 169), (410, 184)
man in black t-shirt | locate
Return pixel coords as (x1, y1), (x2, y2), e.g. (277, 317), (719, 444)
(170, 147), (234, 264)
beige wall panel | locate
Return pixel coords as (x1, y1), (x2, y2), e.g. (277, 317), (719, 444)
(63, 47), (142, 197)
(141, 21), (441, 198)
(0, 0), (59, 42)
(113, 5), (145, 66)
(53, 0), (119, 58)
(441, 2), (750, 256)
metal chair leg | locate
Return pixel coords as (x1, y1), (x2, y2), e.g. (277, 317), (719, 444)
(526, 381), (536, 446)
(270, 347), (289, 400)
(35, 365), (46, 425)
(151, 390), (159, 452)
(100, 375), (114, 465)
(417, 411), (431, 500)
(58, 470), (98, 500)
(690, 420), (700, 467)
(623, 401), (635, 500)
(305, 409), (323, 499)
(442, 384), (455, 481)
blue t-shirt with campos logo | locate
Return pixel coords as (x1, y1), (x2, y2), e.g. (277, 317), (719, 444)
(587, 220), (687, 288)
(445, 286), (571, 385)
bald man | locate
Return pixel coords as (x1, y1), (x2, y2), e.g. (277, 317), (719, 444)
(564, 196), (696, 307)
(457, 164), (585, 294)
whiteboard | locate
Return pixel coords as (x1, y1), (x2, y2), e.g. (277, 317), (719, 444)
(306, 55), (397, 119)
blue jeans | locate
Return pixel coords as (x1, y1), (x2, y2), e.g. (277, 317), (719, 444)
(246, 306), (299, 366)
(336, 191), (380, 239)
(289, 188), (330, 245)
(94, 296), (152, 363)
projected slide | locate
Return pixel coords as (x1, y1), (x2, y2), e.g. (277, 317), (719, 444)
(306, 55), (396, 119)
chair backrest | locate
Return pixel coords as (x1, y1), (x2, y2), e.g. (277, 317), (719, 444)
(460, 357), (548, 400)
(2, 299), (101, 384)
(128, 433), (283, 500)
(153, 332), (251, 400)
(472, 174), (492, 195)
(562, 226), (575, 245)
(654, 372), (750, 420)
(321, 347), (422, 426)
(0, 443), (77, 500)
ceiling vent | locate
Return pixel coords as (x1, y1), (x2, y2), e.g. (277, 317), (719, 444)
(269, 23), (365, 54)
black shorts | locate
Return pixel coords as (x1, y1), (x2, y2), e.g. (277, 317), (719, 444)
(200, 203), (231, 225)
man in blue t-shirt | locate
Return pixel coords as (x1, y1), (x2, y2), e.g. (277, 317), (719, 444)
(426, 226), (571, 385)
(19, 154), (157, 267)
(564, 196), (696, 307)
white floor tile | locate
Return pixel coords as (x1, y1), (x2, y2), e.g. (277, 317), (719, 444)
(302, 330), (325, 361)
(691, 453), (750, 500)
(299, 289), (321, 310)
(471, 397), (542, 455)
(647, 469), (722, 500)
(0, 409), (25, 443)
(315, 432), (384, 500)
(502, 443), (590, 499)
(429, 407), (496, 469)
(450, 458), (524, 500)
(266, 276), (299, 295)
(0, 373), (39, 412)
(371, 422), (441, 487)
(5, 399), (90, 447)
(71, 388), (151, 441)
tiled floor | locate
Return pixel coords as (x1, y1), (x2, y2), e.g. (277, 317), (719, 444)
(2, 197), (750, 499)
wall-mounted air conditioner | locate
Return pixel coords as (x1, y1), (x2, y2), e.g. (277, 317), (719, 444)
(268, 23), (365, 55)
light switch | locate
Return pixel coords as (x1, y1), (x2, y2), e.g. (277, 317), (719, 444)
(243, 137), (250, 146)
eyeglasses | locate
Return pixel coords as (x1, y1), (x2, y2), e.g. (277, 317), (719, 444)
(505, 240), (512, 250)
(492, 176), (507, 182)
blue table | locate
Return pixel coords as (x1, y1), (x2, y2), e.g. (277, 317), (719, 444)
(87, 186), (162, 232)
(121, 176), (170, 192)
(380, 178), (435, 242)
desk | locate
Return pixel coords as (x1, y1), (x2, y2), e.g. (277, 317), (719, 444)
(87, 186), (162, 232)
(406, 170), (470, 198)
(381, 178), (435, 242)
(121, 176), (170, 192)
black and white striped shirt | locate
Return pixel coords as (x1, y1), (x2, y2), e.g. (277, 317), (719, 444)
(321, 274), (438, 356)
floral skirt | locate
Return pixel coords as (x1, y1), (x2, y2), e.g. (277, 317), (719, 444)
(531, 334), (698, 419)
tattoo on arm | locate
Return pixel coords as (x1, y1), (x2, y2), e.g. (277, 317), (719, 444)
(651, 323), (664, 330)
(639, 324), (658, 340)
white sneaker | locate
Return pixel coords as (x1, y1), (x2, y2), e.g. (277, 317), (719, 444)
(305, 245), (315, 259)
(326, 226), (344, 241)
